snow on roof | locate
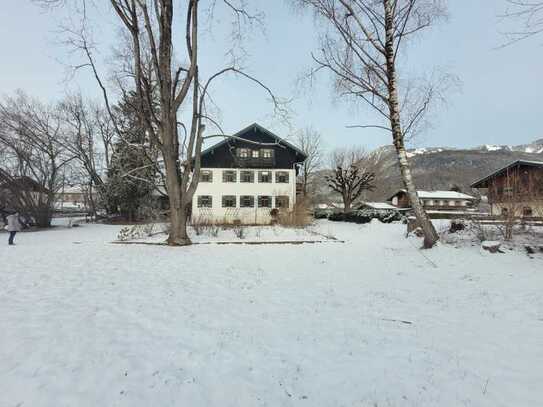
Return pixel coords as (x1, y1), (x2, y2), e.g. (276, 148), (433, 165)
(390, 189), (475, 200)
(416, 190), (475, 200)
(362, 202), (398, 210)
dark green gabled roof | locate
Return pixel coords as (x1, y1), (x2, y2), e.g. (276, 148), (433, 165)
(200, 123), (307, 160)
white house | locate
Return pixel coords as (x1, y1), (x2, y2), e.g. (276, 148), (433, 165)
(192, 123), (307, 225)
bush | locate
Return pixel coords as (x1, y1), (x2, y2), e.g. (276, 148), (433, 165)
(232, 224), (246, 239)
(449, 220), (466, 233)
(117, 223), (156, 241)
(313, 209), (334, 219)
(328, 209), (403, 224)
(277, 197), (312, 228)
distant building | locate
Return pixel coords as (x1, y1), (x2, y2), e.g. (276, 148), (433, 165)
(56, 185), (96, 211)
(471, 160), (543, 217)
(357, 202), (401, 211)
(192, 123), (307, 224)
(388, 189), (476, 212)
(0, 176), (50, 210)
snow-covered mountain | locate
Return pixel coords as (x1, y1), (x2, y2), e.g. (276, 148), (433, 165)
(403, 138), (543, 157)
(478, 139), (543, 154)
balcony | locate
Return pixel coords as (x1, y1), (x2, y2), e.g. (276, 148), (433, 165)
(234, 157), (275, 168)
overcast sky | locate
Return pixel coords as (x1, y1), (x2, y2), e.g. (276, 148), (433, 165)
(0, 1), (541, 152)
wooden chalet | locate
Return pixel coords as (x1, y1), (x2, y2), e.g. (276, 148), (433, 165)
(471, 160), (543, 217)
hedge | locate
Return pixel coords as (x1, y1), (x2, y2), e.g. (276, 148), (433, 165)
(327, 209), (404, 224)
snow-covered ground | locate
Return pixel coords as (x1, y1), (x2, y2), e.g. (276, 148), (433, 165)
(117, 222), (338, 244)
(1, 220), (542, 407)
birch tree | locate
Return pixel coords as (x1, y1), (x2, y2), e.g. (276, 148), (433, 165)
(294, 0), (444, 247)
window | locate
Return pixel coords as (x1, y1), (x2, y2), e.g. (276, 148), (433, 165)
(237, 148), (249, 158)
(523, 207), (533, 217)
(426, 200), (434, 206)
(240, 170), (254, 183)
(275, 171), (289, 183)
(222, 170), (237, 183)
(258, 195), (272, 208)
(240, 195), (255, 208)
(197, 195), (212, 208)
(200, 170), (213, 183)
(262, 149), (273, 159)
(275, 196), (289, 209)
(252, 150), (260, 158)
(222, 195), (237, 208)
(259, 171), (271, 183)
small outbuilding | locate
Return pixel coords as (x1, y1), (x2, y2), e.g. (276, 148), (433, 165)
(388, 189), (477, 212)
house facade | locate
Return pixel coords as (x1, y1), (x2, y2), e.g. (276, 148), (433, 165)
(388, 189), (476, 212)
(56, 185), (96, 211)
(193, 123), (307, 224)
(471, 160), (543, 217)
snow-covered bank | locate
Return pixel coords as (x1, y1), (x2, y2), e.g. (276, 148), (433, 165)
(1, 221), (542, 406)
(116, 222), (339, 245)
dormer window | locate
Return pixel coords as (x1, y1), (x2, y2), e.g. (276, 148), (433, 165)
(237, 148), (249, 158)
(262, 149), (273, 159)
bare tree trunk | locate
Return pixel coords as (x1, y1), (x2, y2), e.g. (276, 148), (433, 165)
(343, 194), (351, 212)
(164, 173), (191, 245)
(384, 0), (438, 248)
(159, 115), (192, 245)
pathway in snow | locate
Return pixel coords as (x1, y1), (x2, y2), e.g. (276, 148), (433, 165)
(0, 221), (542, 407)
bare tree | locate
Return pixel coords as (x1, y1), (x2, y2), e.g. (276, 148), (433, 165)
(0, 92), (74, 227)
(59, 93), (116, 215)
(326, 147), (376, 211)
(502, 1), (543, 44)
(40, 0), (285, 245)
(295, 0), (445, 248)
(108, 0), (289, 245)
(295, 127), (323, 197)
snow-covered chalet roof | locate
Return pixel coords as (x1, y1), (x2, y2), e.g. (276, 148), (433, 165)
(361, 202), (398, 210)
(471, 159), (543, 188)
(389, 189), (476, 201)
